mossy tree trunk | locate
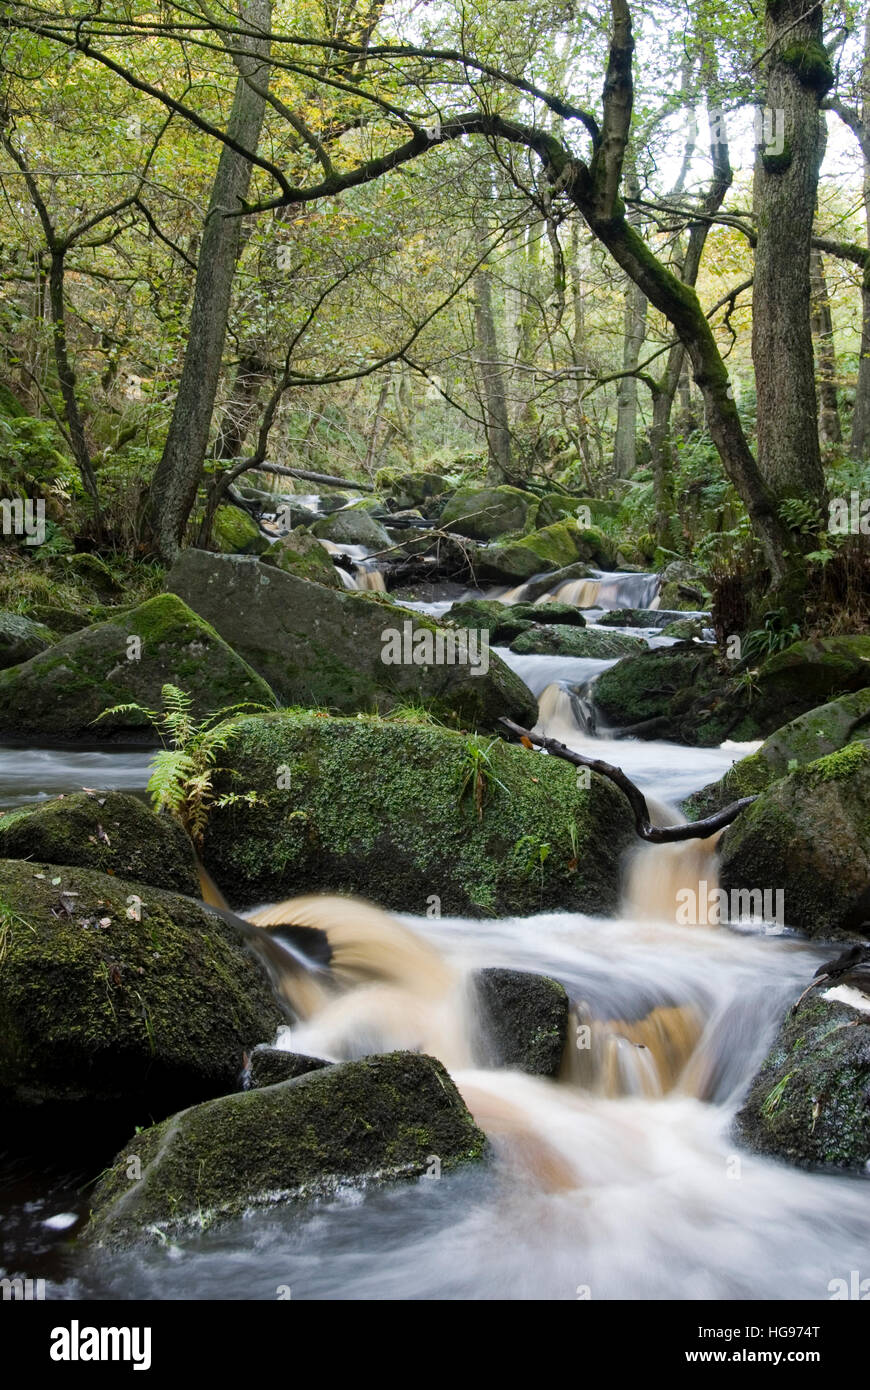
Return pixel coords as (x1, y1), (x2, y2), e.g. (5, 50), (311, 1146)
(752, 0), (832, 509)
(148, 0), (271, 562)
(810, 247), (842, 445)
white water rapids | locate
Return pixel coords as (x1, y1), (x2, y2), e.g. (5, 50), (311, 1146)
(2, 570), (867, 1301)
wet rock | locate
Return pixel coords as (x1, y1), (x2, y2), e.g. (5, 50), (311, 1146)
(736, 972), (870, 1173)
(375, 469), (450, 510)
(0, 610), (54, 669)
(719, 742), (870, 940)
(167, 551), (536, 730)
(441, 484), (540, 540)
(311, 506), (392, 549)
(0, 860), (282, 1127)
(0, 592), (275, 741)
(594, 608), (700, 628)
(247, 1045), (331, 1089)
(0, 792), (199, 895)
(212, 504), (269, 556)
(202, 710), (636, 916)
(84, 1052), (487, 1248)
(510, 625), (645, 659)
(261, 529), (342, 587)
(683, 689), (870, 820)
(472, 968), (569, 1076)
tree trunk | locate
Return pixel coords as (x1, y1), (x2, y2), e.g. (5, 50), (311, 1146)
(48, 251), (103, 530)
(751, 0), (831, 505)
(213, 352), (271, 461)
(473, 255), (513, 481)
(148, 0), (271, 560)
(851, 19), (870, 458)
(612, 161), (647, 479)
(810, 247), (842, 444)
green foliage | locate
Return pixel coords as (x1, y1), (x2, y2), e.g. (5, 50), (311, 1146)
(0, 415), (77, 503)
(742, 609), (802, 664)
(94, 684), (268, 846)
(458, 736), (510, 821)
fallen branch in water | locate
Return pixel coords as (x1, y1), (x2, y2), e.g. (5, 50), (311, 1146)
(499, 717), (756, 843)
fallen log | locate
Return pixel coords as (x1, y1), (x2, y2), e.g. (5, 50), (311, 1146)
(499, 717), (756, 844)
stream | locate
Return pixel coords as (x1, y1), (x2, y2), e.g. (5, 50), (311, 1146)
(1, 570), (866, 1302)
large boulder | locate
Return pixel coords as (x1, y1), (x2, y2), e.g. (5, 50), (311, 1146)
(311, 505), (392, 549)
(736, 984), (870, 1173)
(683, 689), (870, 819)
(261, 529), (342, 588)
(742, 637), (870, 733)
(0, 792), (199, 895)
(441, 484), (540, 540)
(0, 593), (275, 741)
(719, 742), (870, 940)
(472, 968), (568, 1077)
(0, 610), (54, 669)
(212, 504), (269, 556)
(0, 860), (282, 1127)
(593, 636), (870, 746)
(84, 1052), (487, 1249)
(475, 522), (615, 582)
(167, 551), (536, 730)
(375, 469), (449, 510)
(595, 608), (701, 628)
(510, 626), (645, 659)
(536, 494), (620, 528)
(202, 711), (636, 915)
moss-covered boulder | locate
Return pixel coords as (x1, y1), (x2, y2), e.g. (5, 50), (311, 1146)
(167, 551), (535, 730)
(736, 990), (870, 1173)
(212, 504), (269, 556)
(745, 637), (870, 733)
(657, 560), (709, 611)
(683, 690), (870, 820)
(510, 626), (645, 659)
(660, 618), (708, 640)
(441, 484), (540, 540)
(595, 608), (699, 628)
(0, 610), (54, 669)
(84, 1051), (487, 1248)
(262, 530), (342, 588)
(0, 592), (276, 741)
(23, 603), (91, 635)
(592, 645), (725, 741)
(202, 712), (636, 915)
(0, 860), (282, 1125)
(477, 521), (615, 583)
(446, 597), (507, 637)
(375, 470), (449, 509)
(536, 494), (620, 529)
(719, 742), (870, 940)
(311, 506), (391, 549)
(472, 968), (568, 1077)
(593, 637), (870, 747)
(0, 793), (199, 895)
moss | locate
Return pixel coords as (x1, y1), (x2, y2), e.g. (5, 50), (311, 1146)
(440, 485), (540, 541)
(0, 792), (199, 894)
(202, 711), (636, 915)
(719, 740), (870, 939)
(510, 626), (645, 659)
(780, 40), (834, 94)
(84, 1052), (487, 1249)
(0, 858), (281, 1122)
(212, 504), (269, 556)
(261, 530), (342, 588)
(0, 593), (276, 740)
(736, 993), (870, 1172)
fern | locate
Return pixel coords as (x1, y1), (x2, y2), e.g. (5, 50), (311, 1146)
(93, 685), (268, 846)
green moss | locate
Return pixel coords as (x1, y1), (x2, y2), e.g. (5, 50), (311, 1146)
(212, 504), (269, 556)
(202, 711), (636, 915)
(780, 40), (834, 94)
(85, 1052), (487, 1249)
(736, 993), (870, 1172)
(0, 858), (281, 1119)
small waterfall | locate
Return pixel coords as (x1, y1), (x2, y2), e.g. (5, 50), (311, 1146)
(507, 570), (661, 611)
(316, 538), (387, 591)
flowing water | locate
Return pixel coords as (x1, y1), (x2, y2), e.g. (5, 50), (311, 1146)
(2, 569), (867, 1302)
